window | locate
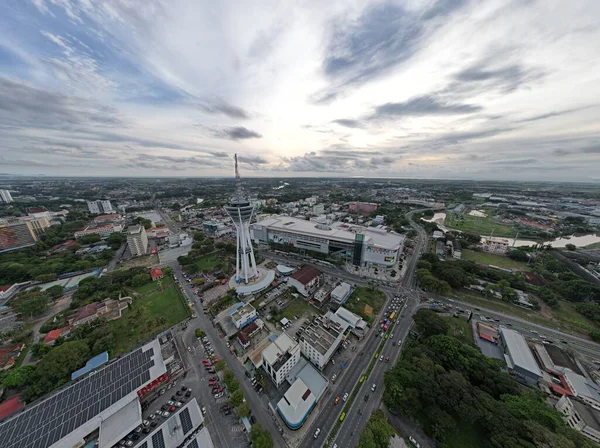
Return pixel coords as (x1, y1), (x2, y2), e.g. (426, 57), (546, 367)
(152, 430), (165, 448)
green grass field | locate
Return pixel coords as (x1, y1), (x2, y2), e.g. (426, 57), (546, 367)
(186, 252), (223, 274)
(445, 213), (516, 237)
(345, 287), (386, 324)
(442, 316), (474, 343)
(451, 289), (597, 336)
(462, 249), (530, 270)
(111, 278), (190, 354)
(281, 298), (316, 320)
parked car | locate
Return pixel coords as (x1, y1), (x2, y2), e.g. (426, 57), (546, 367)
(167, 400), (175, 406)
(169, 406), (176, 412)
(185, 390), (192, 397)
(201, 406), (206, 415)
(163, 411), (170, 418)
(214, 392), (224, 398)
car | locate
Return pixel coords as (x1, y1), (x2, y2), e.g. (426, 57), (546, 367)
(134, 426), (142, 433)
(171, 395), (178, 401)
(161, 404), (169, 411)
(409, 436), (421, 448)
(167, 400), (175, 406)
(385, 356), (390, 362)
(149, 413), (156, 420)
(131, 434), (140, 440)
(142, 428), (151, 434)
(150, 422), (157, 428)
(392, 341), (396, 346)
(181, 386), (188, 391)
(142, 419), (150, 427)
(180, 397), (187, 403)
(214, 392), (224, 398)
(221, 404), (231, 411)
(379, 355), (384, 362)
(163, 411), (170, 418)
(169, 406), (176, 412)
(176, 390), (183, 396)
(371, 383), (377, 392)
(390, 333), (394, 338)
(364, 394), (369, 402)
(342, 393), (349, 402)
(209, 381), (217, 386)
(331, 374), (337, 382)
(314, 428), (321, 438)
(334, 396), (340, 405)
(201, 406), (206, 415)
(175, 401), (183, 407)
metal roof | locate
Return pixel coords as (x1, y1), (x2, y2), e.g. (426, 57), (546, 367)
(500, 328), (542, 377)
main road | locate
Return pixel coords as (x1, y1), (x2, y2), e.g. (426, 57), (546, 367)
(168, 261), (287, 448)
(298, 211), (428, 448)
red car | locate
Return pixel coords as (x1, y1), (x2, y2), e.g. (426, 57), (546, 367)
(209, 376), (217, 381)
(202, 359), (211, 365)
(334, 396), (340, 405)
(209, 381), (217, 386)
(385, 356), (390, 363)
(212, 387), (222, 394)
(169, 406), (176, 412)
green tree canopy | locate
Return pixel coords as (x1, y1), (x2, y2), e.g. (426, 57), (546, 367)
(46, 284), (65, 300)
(229, 389), (244, 407)
(11, 288), (50, 318)
(250, 423), (274, 448)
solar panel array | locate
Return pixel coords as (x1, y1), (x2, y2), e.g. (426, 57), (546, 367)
(151, 430), (165, 448)
(0, 346), (155, 448)
(179, 408), (193, 435)
(139, 443), (148, 448)
(187, 439), (199, 448)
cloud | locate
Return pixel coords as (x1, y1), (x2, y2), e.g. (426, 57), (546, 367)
(213, 126), (262, 141)
(238, 155), (268, 165)
(197, 99), (251, 119)
(371, 95), (482, 118)
(331, 119), (364, 128)
(316, 0), (468, 102)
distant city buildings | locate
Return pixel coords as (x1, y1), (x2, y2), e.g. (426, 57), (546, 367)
(74, 223), (123, 239)
(86, 199), (114, 215)
(348, 201), (378, 213)
(0, 189), (13, 203)
(127, 224), (149, 256)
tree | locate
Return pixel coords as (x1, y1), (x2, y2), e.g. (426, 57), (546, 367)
(236, 402), (251, 418)
(80, 233), (101, 245)
(413, 309), (449, 339)
(357, 409), (395, 447)
(35, 273), (57, 282)
(23, 340), (90, 401)
(11, 288), (50, 318)
(192, 278), (206, 286)
(223, 369), (235, 384)
(194, 329), (206, 338)
(590, 330), (600, 342)
(2, 365), (36, 389)
(214, 359), (226, 372)
(228, 378), (240, 393)
(132, 273), (151, 287)
(508, 249), (529, 262)
(46, 285), (65, 300)
(229, 389), (244, 407)
(565, 243), (577, 251)
(250, 423), (274, 448)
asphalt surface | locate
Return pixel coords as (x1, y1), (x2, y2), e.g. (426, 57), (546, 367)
(299, 213), (429, 448)
(169, 262), (287, 448)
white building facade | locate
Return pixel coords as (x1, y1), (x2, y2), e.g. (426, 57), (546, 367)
(0, 189), (13, 203)
(127, 225), (149, 256)
(262, 333), (301, 386)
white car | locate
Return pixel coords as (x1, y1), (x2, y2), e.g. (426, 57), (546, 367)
(390, 333), (394, 338)
(371, 383), (377, 392)
(331, 374), (337, 382)
(214, 392), (223, 399)
(314, 428), (321, 438)
(409, 436), (421, 448)
(201, 406), (206, 415)
(342, 393), (349, 402)
(379, 355), (384, 362)
(162, 411), (170, 418)
(175, 402), (182, 408)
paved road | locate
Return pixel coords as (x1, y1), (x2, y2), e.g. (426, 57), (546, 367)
(106, 243), (126, 273)
(428, 294), (600, 360)
(169, 262), (287, 447)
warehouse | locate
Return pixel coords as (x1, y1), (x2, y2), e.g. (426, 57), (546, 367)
(499, 327), (542, 385)
(251, 215), (404, 267)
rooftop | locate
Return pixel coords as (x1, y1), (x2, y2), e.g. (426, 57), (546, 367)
(335, 306), (366, 329)
(500, 328), (542, 377)
(290, 265), (322, 286)
(301, 317), (343, 356)
(276, 378), (315, 429)
(43, 326), (71, 345)
(563, 369), (600, 404)
(262, 332), (298, 366)
(572, 398), (600, 432)
(128, 225), (143, 234)
(150, 267), (163, 280)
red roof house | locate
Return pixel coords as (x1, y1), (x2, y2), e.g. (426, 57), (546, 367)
(43, 326), (72, 345)
(0, 395), (25, 420)
(150, 267), (164, 281)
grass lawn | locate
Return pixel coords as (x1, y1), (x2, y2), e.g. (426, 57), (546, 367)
(462, 249), (530, 271)
(185, 252), (223, 274)
(451, 289), (596, 336)
(442, 316), (474, 343)
(345, 287), (386, 324)
(445, 213), (516, 237)
(111, 278), (190, 354)
(281, 298), (316, 320)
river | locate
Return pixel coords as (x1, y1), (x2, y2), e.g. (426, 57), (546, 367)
(421, 212), (600, 248)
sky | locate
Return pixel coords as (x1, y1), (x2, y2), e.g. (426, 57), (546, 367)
(1, 0), (599, 181)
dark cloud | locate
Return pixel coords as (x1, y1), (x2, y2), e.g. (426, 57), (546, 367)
(213, 126), (262, 140)
(517, 108), (586, 123)
(315, 1), (467, 103)
(238, 155), (268, 165)
(198, 99), (250, 119)
(331, 119), (364, 128)
(371, 95), (482, 118)
(580, 145), (600, 154)
(0, 76), (126, 129)
(281, 147), (392, 172)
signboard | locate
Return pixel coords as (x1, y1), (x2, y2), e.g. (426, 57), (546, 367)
(384, 256), (395, 262)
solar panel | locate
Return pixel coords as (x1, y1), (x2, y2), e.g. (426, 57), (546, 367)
(151, 429), (166, 448)
(0, 343), (158, 448)
(187, 439), (199, 448)
(179, 408), (193, 435)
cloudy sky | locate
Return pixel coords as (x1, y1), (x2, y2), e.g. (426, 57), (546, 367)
(1, 0), (599, 181)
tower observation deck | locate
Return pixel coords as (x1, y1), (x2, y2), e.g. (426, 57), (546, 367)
(224, 154), (258, 283)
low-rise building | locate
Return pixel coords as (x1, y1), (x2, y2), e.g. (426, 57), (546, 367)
(92, 213), (123, 224)
(150, 267), (164, 281)
(288, 265), (323, 297)
(67, 297), (131, 327)
(236, 320), (263, 349)
(556, 395), (600, 444)
(560, 368), (600, 410)
(330, 282), (352, 305)
(230, 303), (257, 330)
(452, 240), (462, 259)
(74, 224), (123, 239)
(499, 327), (542, 385)
(43, 326), (72, 345)
(482, 236), (511, 254)
(300, 316), (346, 369)
(262, 332), (301, 387)
(0, 342), (25, 370)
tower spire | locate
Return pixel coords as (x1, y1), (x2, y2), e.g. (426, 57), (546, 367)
(234, 153), (240, 180)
